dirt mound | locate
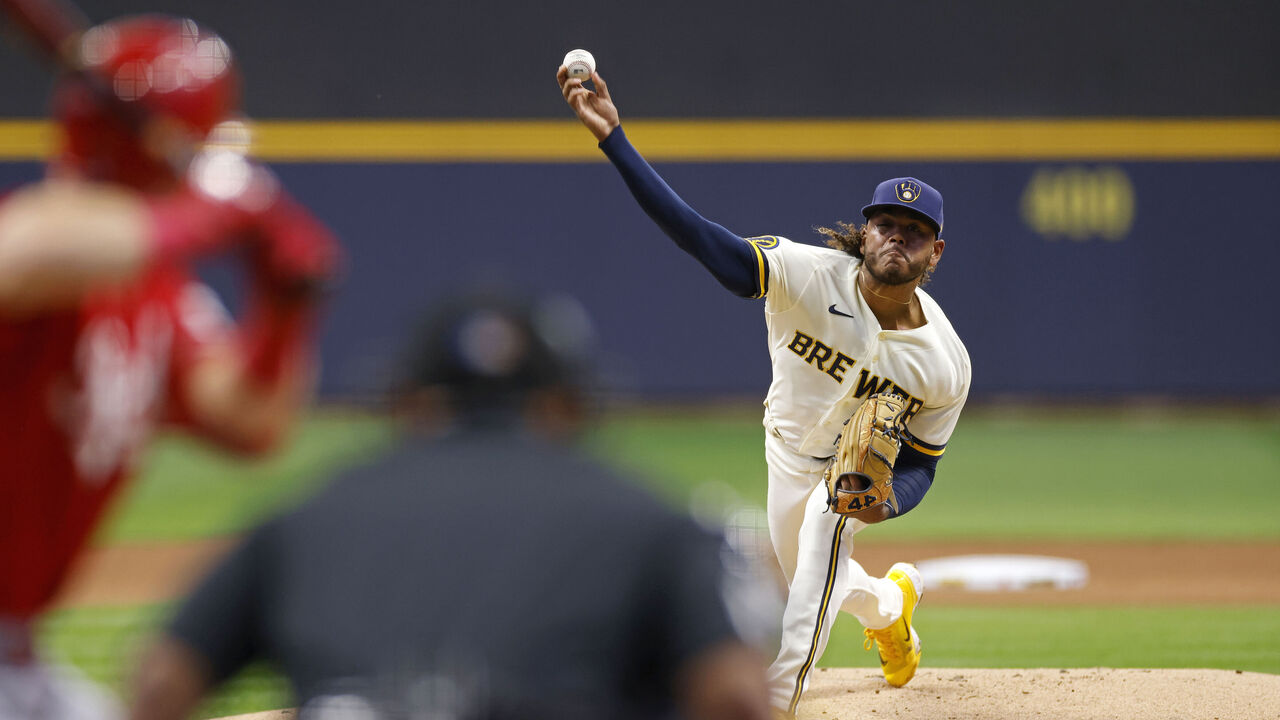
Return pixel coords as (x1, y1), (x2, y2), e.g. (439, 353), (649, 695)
(800, 667), (1279, 719)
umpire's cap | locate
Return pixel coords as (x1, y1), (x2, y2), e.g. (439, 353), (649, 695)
(402, 290), (597, 410)
(861, 177), (944, 236)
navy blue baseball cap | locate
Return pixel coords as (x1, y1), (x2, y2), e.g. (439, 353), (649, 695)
(861, 177), (944, 236)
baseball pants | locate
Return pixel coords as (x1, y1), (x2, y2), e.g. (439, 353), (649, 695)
(761, 430), (907, 714)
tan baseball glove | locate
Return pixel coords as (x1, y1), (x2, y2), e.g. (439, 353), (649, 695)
(825, 392), (908, 516)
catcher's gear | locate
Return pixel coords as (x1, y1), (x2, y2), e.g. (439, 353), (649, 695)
(825, 392), (907, 516)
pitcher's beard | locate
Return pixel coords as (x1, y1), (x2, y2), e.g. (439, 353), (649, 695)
(864, 251), (929, 287)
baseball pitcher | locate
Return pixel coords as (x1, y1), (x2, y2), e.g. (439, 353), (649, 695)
(557, 63), (970, 717)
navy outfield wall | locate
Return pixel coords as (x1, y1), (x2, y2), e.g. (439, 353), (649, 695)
(4, 156), (1273, 399)
(2, 0), (1277, 400)
(292, 157), (1280, 400)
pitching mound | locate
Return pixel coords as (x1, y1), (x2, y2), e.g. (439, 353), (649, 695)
(800, 667), (1278, 719)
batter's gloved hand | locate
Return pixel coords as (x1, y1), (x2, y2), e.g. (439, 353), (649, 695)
(247, 193), (343, 299)
(185, 149), (343, 297)
(825, 392), (907, 517)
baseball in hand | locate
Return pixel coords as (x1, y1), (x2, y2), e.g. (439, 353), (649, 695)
(563, 49), (596, 80)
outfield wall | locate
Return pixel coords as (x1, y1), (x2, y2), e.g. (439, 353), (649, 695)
(4, 138), (1275, 399)
(256, 153), (1280, 400)
(1, 1), (1276, 400)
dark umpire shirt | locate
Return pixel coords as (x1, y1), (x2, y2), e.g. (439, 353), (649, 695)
(168, 426), (744, 719)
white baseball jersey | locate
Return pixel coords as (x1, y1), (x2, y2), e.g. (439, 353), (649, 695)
(746, 235), (971, 459)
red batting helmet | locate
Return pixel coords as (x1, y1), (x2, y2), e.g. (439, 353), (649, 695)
(51, 15), (241, 189)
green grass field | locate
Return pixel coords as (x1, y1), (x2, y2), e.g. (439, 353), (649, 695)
(594, 405), (1280, 540)
(38, 404), (1280, 716)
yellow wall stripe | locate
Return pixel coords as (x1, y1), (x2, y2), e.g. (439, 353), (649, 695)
(0, 121), (52, 159)
(2, 118), (1279, 162)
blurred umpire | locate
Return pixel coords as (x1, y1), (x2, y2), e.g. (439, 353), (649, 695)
(130, 290), (773, 720)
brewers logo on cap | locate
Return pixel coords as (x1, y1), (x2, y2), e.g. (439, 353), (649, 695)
(861, 176), (944, 235)
(895, 180), (922, 203)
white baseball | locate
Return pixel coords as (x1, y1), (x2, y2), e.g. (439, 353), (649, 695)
(563, 49), (596, 80)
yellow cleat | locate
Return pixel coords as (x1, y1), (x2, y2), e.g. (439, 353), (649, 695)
(863, 562), (924, 687)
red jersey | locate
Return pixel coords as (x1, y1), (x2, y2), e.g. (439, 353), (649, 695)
(0, 264), (231, 619)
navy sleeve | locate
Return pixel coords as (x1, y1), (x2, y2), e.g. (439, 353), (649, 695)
(600, 127), (766, 298)
(889, 445), (940, 518)
(166, 525), (269, 684)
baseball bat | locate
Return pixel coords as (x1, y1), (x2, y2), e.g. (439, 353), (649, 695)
(0, 0), (154, 132)
(0, 0), (89, 69)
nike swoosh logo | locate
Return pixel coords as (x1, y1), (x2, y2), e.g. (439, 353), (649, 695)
(828, 304), (855, 318)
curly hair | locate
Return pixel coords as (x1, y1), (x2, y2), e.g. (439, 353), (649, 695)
(815, 221), (936, 288)
(816, 220), (866, 259)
